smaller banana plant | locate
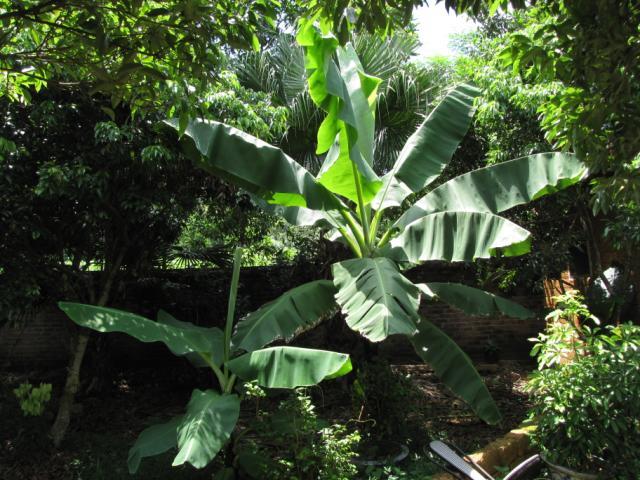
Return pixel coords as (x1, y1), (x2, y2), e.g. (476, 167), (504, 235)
(58, 248), (352, 474)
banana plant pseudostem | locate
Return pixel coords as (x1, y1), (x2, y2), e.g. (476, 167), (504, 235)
(167, 18), (588, 427)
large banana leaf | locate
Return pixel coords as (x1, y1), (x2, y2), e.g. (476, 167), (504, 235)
(128, 415), (182, 474)
(384, 212), (531, 264)
(298, 20), (382, 203)
(172, 390), (240, 469)
(417, 283), (533, 319)
(58, 302), (214, 356)
(396, 153), (587, 228)
(332, 257), (420, 341)
(232, 280), (337, 352)
(226, 346), (352, 388)
(167, 118), (340, 211)
(410, 316), (501, 424)
(373, 84), (480, 211)
(157, 309), (224, 367)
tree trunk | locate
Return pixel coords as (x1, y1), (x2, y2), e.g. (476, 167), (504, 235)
(50, 330), (90, 447)
(50, 249), (124, 447)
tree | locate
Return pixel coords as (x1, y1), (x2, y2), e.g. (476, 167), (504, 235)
(166, 19), (587, 424)
(0, 0), (279, 111)
(0, 73), (288, 445)
(497, 1), (640, 211)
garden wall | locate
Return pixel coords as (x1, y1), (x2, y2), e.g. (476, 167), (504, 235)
(0, 262), (546, 368)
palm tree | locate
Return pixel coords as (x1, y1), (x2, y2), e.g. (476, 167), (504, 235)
(235, 32), (448, 173)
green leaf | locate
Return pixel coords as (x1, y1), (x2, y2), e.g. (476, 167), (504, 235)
(298, 22), (382, 203)
(384, 211), (531, 264)
(58, 302), (213, 356)
(411, 316), (501, 424)
(128, 415), (182, 474)
(226, 346), (352, 388)
(232, 280), (337, 352)
(373, 84), (480, 210)
(166, 119), (340, 211)
(157, 309), (224, 366)
(418, 283), (533, 319)
(172, 390), (240, 469)
(396, 153), (587, 228)
(332, 257), (420, 342)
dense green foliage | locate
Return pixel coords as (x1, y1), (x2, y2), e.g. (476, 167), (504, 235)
(0, 90), (212, 317)
(497, 1), (640, 211)
(0, 0), (279, 112)
(529, 319), (640, 476)
(247, 389), (360, 480)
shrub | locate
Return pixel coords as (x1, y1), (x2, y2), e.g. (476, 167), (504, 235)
(528, 322), (640, 477)
(250, 389), (360, 480)
(13, 382), (52, 416)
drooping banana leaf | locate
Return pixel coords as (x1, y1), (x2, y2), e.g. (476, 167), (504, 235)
(332, 257), (420, 341)
(128, 415), (182, 474)
(410, 316), (501, 424)
(166, 118), (341, 212)
(172, 390), (240, 468)
(384, 211), (531, 264)
(373, 84), (480, 211)
(58, 302), (213, 356)
(232, 280), (337, 352)
(157, 309), (225, 367)
(226, 346), (352, 388)
(417, 283), (533, 319)
(396, 152), (588, 228)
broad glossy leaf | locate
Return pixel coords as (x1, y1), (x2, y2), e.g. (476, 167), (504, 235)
(157, 309), (224, 367)
(128, 415), (182, 473)
(166, 118), (340, 211)
(384, 212), (531, 264)
(411, 316), (501, 424)
(298, 22), (381, 202)
(59, 302), (212, 356)
(317, 128), (380, 203)
(373, 84), (480, 210)
(417, 283), (533, 319)
(172, 390), (240, 469)
(227, 346), (352, 388)
(232, 280), (337, 352)
(252, 195), (346, 229)
(332, 257), (420, 342)
(396, 153), (587, 228)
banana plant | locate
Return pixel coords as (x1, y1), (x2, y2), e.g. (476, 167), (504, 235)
(167, 19), (587, 425)
(58, 248), (351, 474)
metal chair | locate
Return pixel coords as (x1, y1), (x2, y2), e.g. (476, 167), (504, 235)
(428, 440), (542, 480)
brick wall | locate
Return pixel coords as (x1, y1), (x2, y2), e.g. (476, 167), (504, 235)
(0, 262), (546, 368)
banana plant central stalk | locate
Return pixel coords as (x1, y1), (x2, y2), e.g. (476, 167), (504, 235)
(351, 161), (371, 255)
(223, 248), (243, 381)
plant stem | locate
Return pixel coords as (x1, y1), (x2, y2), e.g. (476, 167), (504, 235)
(199, 353), (226, 389)
(337, 225), (362, 257)
(351, 162), (371, 254)
(224, 374), (237, 394)
(369, 208), (382, 245)
(223, 248), (242, 378)
(339, 208), (367, 256)
(377, 227), (395, 249)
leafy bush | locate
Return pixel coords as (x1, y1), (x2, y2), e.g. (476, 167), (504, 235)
(13, 382), (52, 416)
(528, 321), (640, 477)
(249, 389), (360, 480)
